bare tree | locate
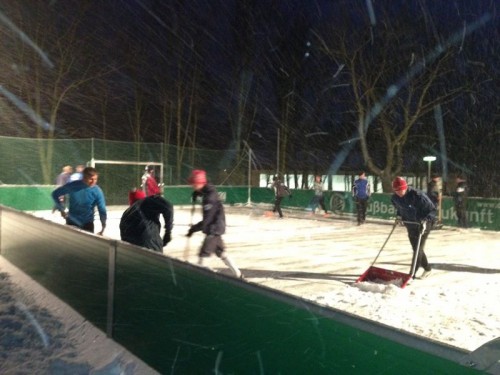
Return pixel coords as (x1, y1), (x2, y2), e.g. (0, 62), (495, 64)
(315, 4), (468, 191)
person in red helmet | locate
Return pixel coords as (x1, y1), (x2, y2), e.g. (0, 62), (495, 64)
(120, 188), (173, 252)
(391, 177), (436, 279)
(186, 170), (243, 279)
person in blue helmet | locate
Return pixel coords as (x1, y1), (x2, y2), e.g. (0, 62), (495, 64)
(51, 167), (107, 235)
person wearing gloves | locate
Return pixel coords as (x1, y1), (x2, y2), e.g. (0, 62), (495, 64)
(186, 169), (243, 279)
(51, 167), (107, 235)
(391, 177), (436, 279)
(120, 189), (173, 252)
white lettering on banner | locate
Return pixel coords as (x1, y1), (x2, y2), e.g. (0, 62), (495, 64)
(367, 201), (396, 216)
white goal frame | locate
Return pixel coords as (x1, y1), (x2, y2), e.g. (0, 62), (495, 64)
(89, 159), (164, 187)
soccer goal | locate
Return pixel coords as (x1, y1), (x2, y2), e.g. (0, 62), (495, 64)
(88, 159), (164, 205)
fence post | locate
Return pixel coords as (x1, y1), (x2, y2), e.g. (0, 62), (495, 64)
(106, 240), (117, 338)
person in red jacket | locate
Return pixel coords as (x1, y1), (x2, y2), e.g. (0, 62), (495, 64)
(141, 166), (161, 196)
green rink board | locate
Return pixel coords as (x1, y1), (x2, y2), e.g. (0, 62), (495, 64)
(0, 208), (110, 332)
(1, 185), (498, 230)
(0, 206), (485, 374)
(113, 247), (478, 374)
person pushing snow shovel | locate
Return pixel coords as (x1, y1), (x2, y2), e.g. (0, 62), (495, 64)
(391, 177), (436, 279)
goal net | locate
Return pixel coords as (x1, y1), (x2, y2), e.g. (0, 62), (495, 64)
(89, 159), (164, 205)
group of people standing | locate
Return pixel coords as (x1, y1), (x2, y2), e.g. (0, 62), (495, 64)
(51, 165), (243, 279)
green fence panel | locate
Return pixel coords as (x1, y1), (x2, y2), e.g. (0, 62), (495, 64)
(0, 186), (54, 210)
(113, 244), (478, 375)
(1, 185), (499, 230)
(0, 209), (110, 331)
(0, 205), (490, 374)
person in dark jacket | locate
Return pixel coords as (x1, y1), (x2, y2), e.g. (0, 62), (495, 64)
(186, 170), (243, 278)
(271, 175), (291, 219)
(391, 177), (436, 279)
(352, 171), (371, 225)
(453, 176), (468, 228)
(120, 189), (173, 252)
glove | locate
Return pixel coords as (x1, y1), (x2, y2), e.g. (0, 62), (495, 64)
(186, 227), (195, 238)
(163, 232), (171, 246)
(191, 191), (200, 203)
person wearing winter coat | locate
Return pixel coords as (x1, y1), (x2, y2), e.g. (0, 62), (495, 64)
(186, 170), (243, 278)
(391, 177), (436, 279)
(453, 176), (468, 228)
(141, 166), (161, 196)
(120, 189), (173, 252)
(51, 167), (107, 235)
(271, 175), (291, 219)
(352, 171), (371, 225)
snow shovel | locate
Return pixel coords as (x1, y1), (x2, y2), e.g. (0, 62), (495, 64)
(356, 221), (413, 288)
(409, 222), (426, 278)
(184, 202), (196, 261)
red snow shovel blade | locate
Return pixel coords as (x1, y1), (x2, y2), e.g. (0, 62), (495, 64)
(356, 266), (412, 288)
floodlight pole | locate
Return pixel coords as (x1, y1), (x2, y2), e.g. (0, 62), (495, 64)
(423, 156), (436, 181)
(243, 141), (252, 206)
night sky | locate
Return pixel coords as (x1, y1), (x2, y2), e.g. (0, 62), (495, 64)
(0, 0), (498, 193)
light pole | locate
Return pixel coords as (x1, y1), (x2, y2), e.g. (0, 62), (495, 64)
(423, 156), (436, 181)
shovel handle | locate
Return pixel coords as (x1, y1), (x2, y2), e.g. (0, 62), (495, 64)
(370, 222), (398, 267)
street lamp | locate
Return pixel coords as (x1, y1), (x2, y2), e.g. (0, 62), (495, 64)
(423, 156), (436, 181)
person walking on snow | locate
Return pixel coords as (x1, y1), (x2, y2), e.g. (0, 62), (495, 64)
(141, 166), (161, 197)
(271, 175), (291, 219)
(120, 189), (173, 252)
(186, 170), (243, 278)
(391, 177), (436, 279)
(310, 175), (328, 216)
(352, 171), (371, 225)
(453, 176), (468, 228)
(51, 167), (107, 235)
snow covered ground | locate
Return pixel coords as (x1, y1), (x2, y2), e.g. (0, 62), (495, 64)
(8, 204), (500, 363)
(0, 255), (158, 374)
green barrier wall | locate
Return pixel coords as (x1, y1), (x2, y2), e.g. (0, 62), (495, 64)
(0, 186), (55, 210)
(1, 185), (498, 230)
(1, 206), (484, 374)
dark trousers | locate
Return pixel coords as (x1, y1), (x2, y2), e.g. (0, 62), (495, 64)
(273, 196), (284, 218)
(199, 234), (225, 258)
(66, 218), (94, 233)
(407, 224), (432, 274)
(456, 203), (468, 228)
(310, 196), (327, 213)
(355, 198), (368, 224)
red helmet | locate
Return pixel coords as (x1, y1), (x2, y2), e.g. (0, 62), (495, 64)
(188, 170), (207, 185)
(392, 177), (408, 192)
(128, 189), (146, 205)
